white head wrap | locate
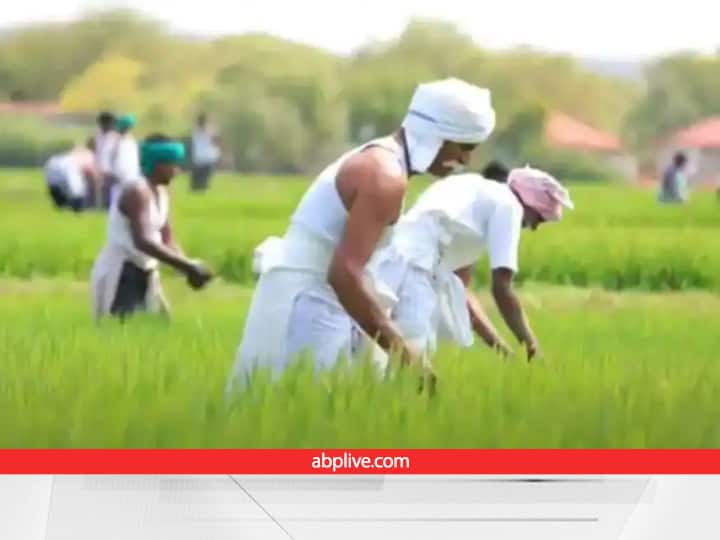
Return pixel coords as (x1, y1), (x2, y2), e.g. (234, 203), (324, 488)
(401, 78), (496, 173)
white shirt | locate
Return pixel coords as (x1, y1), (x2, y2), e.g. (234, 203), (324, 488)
(105, 182), (169, 270)
(45, 155), (67, 187)
(112, 135), (141, 184)
(395, 173), (523, 273)
(94, 130), (119, 175)
(44, 151), (91, 198)
(191, 127), (219, 166)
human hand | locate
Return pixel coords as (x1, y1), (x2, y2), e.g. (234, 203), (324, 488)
(525, 340), (541, 362)
(492, 338), (514, 359)
(186, 261), (214, 290)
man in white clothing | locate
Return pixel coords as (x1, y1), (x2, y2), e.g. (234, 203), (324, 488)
(228, 78), (497, 392)
(370, 166), (574, 365)
(190, 113), (220, 192)
(372, 167), (573, 370)
(45, 140), (100, 213)
(94, 111), (119, 209)
(112, 114), (141, 182)
(109, 113), (142, 207)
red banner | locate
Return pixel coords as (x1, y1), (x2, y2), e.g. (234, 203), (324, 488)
(1, 449), (719, 474)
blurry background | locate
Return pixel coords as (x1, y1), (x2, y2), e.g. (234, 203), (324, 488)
(0, 2), (719, 185)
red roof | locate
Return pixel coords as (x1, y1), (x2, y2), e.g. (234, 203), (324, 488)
(0, 101), (62, 115)
(668, 117), (720, 149)
(544, 112), (622, 152)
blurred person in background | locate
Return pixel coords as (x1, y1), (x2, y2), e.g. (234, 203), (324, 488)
(658, 152), (689, 204)
(109, 114), (142, 206)
(94, 111), (118, 209)
(481, 160), (510, 183)
(44, 139), (100, 213)
(91, 134), (214, 321)
(369, 166), (574, 366)
(228, 78), (497, 393)
(190, 113), (221, 192)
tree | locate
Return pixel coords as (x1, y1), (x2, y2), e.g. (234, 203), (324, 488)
(623, 54), (720, 152)
(209, 83), (310, 174)
(0, 10), (644, 176)
(0, 9), (170, 100)
(207, 34), (348, 172)
(60, 55), (145, 113)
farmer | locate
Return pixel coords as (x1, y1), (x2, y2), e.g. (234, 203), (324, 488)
(481, 160), (510, 183)
(94, 111), (119, 209)
(658, 152), (688, 204)
(109, 113), (141, 205)
(228, 78), (497, 391)
(44, 140), (100, 213)
(90, 134), (213, 321)
(190, 113), (221, 192)
(368, 166), (574, 364)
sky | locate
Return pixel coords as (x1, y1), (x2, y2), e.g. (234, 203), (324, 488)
(3, 0), (720, 60)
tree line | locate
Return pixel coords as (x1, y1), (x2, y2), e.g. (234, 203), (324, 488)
(1, 9), (718, 177)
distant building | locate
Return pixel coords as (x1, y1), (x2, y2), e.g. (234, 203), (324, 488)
(657, 117), (720, 188)
(544, 112), (637, 180)
(0, 101), (90, 127)
(0, 101), (62, 116)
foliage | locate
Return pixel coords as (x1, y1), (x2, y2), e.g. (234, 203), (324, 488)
(0, 119), (85, 167)
(2, 278), (720, 448)
(623, 53), (720, 153)
(61, 54), (146, 113)
(0, 11), (641, 176)
(1, 171), (719, 291)
(1, 169), (720, 448)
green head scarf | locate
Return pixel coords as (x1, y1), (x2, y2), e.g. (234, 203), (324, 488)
(140, 140), (186, 177)
(115, 114), (137, 132)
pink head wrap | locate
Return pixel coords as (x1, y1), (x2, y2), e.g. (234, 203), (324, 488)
(508, 166), (574, 222)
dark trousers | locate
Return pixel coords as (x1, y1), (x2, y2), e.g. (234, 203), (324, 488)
(110, 262), (151, 319)
(191, 165), (214, 192)
(48, 185), (85, 212)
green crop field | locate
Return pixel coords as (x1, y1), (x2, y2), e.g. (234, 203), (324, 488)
(1, 169), (719, 448)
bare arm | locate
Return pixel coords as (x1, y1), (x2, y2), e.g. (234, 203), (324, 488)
(491, 268), (538, 358)
(455, 266), (506, 348)
(119, 186), (196, 275)
(160, 216), (185, 257)
(327, 166), (408, 354)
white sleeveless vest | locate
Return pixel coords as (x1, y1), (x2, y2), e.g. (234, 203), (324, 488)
(233, 137), (409, 386)
(253, 136), (407, 276)
(105, 181), (169, 270)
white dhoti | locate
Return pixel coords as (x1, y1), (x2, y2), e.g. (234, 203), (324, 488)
(228, 226), (392, 393)
(90, 245), (169, 321)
